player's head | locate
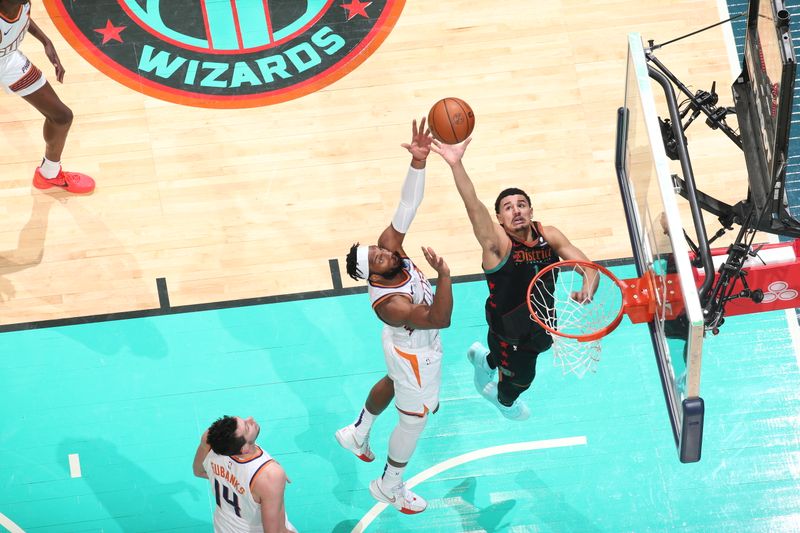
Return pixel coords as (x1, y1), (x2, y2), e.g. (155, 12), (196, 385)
(346, 243), (404, 281)
(494, 188), (532, 230)
(206, 415), (260, 456)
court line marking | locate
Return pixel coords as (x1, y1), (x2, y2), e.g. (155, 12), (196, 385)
(0, 513), (25, 533)
(351, 435), (588, 532)
(68, 453), (82, 478)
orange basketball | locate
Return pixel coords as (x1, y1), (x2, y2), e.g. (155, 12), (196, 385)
(427, 97), (475, 144)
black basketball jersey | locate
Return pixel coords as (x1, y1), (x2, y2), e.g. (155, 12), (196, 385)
(484, 221), (558, 342)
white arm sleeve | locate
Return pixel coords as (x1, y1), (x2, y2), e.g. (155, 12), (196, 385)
(391, 166), (426, 233)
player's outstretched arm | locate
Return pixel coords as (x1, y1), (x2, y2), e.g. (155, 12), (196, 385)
(431, 139), (508, 261)
(254, 463), (293, 533)
(375, 247), (452, 330)
(28, 18), (65, 83)
(378, 118), (433, 254)
(541, 225), (598, 301)
(192, 431), (210, 479)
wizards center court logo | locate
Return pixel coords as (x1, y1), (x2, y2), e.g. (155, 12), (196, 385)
(43, 1), (405, 108)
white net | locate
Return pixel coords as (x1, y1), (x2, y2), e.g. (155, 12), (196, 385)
(551, 336), (601, 378)
(528, 262), (624, 378)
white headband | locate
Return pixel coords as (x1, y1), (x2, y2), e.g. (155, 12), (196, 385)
(355, 245), (370, 279)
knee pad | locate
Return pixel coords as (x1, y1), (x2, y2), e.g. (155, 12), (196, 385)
(497, 379), (531, 407)
(387, 413), (428, 464)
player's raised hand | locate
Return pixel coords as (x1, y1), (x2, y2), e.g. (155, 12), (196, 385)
(570, 289), (592, 304)
(431, 137), (472, 167)
(571, 267), (599, 304)
(43, 41), (65, 83)
(421, 246), (449, 277)
(401, 118), (433, 162)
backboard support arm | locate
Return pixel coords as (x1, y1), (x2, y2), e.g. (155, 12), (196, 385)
(646, 65), (716, 303)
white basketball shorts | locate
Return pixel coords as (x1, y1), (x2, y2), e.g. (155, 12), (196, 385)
(382, 329), (443, 416)
(0, 50), (46, 96)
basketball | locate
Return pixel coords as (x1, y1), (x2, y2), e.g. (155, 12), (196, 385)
(427, 97), (475, 144)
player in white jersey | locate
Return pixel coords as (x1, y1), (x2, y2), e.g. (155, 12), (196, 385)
(335, 118), (453, 514)
(0, 0), (94, 193)
(193, 415), (297, 533)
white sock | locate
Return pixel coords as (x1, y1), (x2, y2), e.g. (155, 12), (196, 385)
(381, 463), (405, 491)
(353, 407), (375, 441)
(39, 158), (61, 179)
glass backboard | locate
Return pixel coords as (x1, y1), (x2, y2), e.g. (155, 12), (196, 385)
(615, 34), (706, 463)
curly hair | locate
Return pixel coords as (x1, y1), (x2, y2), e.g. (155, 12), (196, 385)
(346, 242), (362, 281)
(206, 416), (246, 456)
(494, 187), (531, 213)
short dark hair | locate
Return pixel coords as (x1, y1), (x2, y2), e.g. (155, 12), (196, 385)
(346, 242), (362, 281)
(206, 416), (246, 456)
(494, 187), (531, 213)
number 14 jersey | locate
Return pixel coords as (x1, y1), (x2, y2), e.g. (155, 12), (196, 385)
(203, 446), (296, 532)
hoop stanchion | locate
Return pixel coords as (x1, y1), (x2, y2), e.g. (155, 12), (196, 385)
(691, 238), (800, 316)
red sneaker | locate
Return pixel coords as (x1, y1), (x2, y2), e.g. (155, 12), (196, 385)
(33, 168), (95, 194)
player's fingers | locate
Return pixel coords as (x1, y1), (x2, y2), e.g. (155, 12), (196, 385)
(424, 247), (439, 265)
(401, 143), (411, 150)
(419, 117), (426, 132)
(411, 118), (418, 136)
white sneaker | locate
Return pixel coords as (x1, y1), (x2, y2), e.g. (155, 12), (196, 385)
(369, 478), (427, 514)
(481, 382), (530, 421)
(467, 341), (495, 395)
(335, 424), (374, 462)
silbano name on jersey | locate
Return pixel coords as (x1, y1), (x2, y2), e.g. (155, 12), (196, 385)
(43, 0), (405, 108)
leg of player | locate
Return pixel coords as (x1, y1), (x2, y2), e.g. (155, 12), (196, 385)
(467, 341), (496, 395)
(23, 82), (95, 194)
(496, 348), (537, 410)
(335, 375), (394, 462)
(369, 412), (428, 514)
(479, 334), (544, 421)
(482, 381), (531, 421)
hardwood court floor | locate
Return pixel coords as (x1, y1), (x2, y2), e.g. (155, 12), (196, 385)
(0, 0), (750, 325)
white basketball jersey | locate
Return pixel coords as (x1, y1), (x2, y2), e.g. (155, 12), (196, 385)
(203, 447), (294, 533)
(0, 3), (30, 58)
(368, 257), (440, 349)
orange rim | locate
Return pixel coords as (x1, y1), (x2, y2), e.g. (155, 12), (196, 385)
(526, 259), (627, 342)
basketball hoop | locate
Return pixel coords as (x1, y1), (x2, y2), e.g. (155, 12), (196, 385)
(526, 259), (680, 378)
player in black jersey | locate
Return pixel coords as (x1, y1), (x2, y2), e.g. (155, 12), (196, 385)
(432, 137), (595, 420)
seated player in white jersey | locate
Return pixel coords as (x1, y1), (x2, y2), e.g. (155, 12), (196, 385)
(193, 415), (297, 533)
(0, 0), (94, 193)
(335, 118), (453, 515)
